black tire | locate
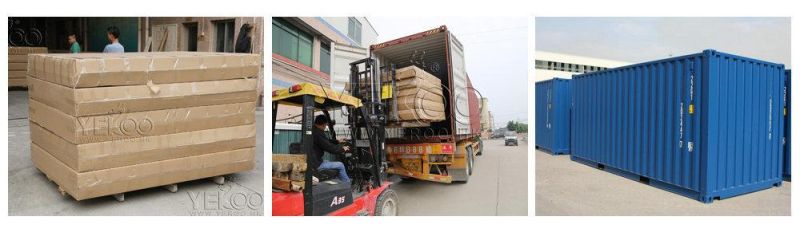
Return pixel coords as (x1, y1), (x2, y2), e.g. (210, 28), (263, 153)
(476, 139), (483, 156)
(374, 188), (399, 216)
(399, 177), (416, 183)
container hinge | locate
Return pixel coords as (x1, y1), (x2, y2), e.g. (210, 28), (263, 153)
(689, 69), (695, 101)
(679, 102), (684, 146)
(768, 96), (773, 140)
(687, 142), (693, 152)
(783, 137), (786, 145)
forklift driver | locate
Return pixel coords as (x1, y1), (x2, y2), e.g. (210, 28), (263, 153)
(312, 115), (351, 183)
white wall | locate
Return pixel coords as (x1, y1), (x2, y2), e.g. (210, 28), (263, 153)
(319, 17), (378, 48)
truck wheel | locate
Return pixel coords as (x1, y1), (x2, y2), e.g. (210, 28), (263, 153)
(467, 147), (474, 176)
(374, 188), (399, 216)
(476, 139), (483, 156)
(400, 177), (415, 183)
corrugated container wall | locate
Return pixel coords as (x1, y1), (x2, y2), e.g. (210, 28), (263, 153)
(571, 50), (785, 203)
(785, 70), (791, 180)
(535, 78), (571, 154)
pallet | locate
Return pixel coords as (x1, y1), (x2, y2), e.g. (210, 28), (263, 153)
(43, 172), (228, 202)
(272, 154), (306, 192)
(570, 155), (783, 203)
(272, 177), (304, 192)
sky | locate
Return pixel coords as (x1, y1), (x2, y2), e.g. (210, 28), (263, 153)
(369, 17), (529, 128)
(536, 17), (791, 66)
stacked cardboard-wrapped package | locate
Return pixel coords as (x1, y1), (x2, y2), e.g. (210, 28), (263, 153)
(393, 66), (446, 122)
(8, 47), (47, 87)
(26, 52), (260, 200)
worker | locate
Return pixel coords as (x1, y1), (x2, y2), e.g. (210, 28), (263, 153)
(103, 26), (124, 53)
(68, 33), (81, 53)
(312, 115), (351, 183)
(234, 23), (254, 53)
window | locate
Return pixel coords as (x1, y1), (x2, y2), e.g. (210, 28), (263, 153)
(273, 18), (313, 67)
(348, 17), (362, 45)
(214, 20), (235, 52)
(320, 43), (331, 74)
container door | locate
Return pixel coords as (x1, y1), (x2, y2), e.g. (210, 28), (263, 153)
(331, 43), (368, 92)
(449, 33), (470, 135)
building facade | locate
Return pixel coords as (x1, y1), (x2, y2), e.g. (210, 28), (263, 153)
(271, 17), (378, 123)
(534, 51), (630, 81)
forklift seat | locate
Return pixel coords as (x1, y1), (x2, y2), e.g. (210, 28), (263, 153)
(290, 142), (346, 182)
(316, 169), (339, 182)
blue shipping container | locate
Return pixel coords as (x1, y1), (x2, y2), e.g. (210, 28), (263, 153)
(785, 70), (791, 180)
(571, 50), (785, 203)
(535, 78), (571, 154)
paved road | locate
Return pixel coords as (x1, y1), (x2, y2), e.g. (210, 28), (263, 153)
(392, 138), (528, 216)
(8, 91), (265, 216)
(536, 149), (790, 216)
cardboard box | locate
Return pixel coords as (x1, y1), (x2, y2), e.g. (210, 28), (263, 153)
(32, 144), (255, 200)
(28, 76), (258, 117)
(27, 52), (260, 88)
(390, 66), (446, 122)
(29, 99), (256, 144)
(8, 63), (27, 71)
(31, 123), (256, 172)
(8, 46), (48, 55)
(395, 65), (439, 81)
(28, 52), (259, 200)
(9, 78), (27, 87)
(8, 47), (47, 87)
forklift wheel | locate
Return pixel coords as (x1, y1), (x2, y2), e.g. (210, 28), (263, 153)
(374, 188), (399, 216)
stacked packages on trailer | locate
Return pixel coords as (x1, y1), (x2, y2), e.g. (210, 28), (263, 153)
(8, 47), (47, 87)
(535, 78), (571, 155)
(570, 50), (785, 203)
(27, 52), (260, 200)
(373, 26), (483, 183)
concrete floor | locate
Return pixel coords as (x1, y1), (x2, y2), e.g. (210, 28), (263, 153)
(535, 149), (791, 216)
(392, 138), (528, 216)
(8, 91), (265, 216)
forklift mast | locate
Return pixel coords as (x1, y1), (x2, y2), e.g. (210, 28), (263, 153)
(347, 57), (395, 188)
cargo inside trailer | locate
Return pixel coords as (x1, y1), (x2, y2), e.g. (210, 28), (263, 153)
(372, 29), (460, 141)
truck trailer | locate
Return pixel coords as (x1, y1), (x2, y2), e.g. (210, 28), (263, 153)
(372, 26), (483, 183)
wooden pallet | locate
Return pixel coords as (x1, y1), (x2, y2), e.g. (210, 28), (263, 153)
(272, 154), (307, 192)
(41, 170), (227, 202)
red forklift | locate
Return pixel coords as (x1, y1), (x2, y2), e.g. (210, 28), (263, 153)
(272, 58), (399, 216)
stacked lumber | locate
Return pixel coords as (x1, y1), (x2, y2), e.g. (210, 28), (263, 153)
(272, 154), (306, 192)
(392, 66), (446, 122)
(8, 47), (47, 87)
(27, 52), (261, 200)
